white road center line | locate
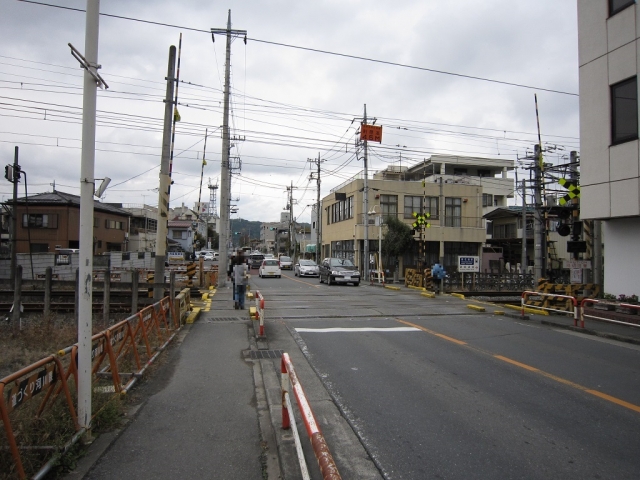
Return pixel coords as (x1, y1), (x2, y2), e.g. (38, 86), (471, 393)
(295, 327), (421, 333)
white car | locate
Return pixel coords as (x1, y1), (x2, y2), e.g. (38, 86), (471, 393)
(278, 255), (293, 270)
(259, 259), (282, 278)
(203, 252), (215, 261)
(294, 259), (319, 277)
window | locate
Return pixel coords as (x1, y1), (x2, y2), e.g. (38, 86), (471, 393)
(404, 196), (422, 218)
(482, 194), (493, 207)
(453, 168), (467, 176)
(424, 197), (439, 219)
(611, 76), (638, 144)
(609, 0), (635, 16)
(477, 169), (491, 178)
(445, 197), (461, 227)
(172, 230), (183, 239)
(94, 217), (99, 228)
(105, 219), (124, 230)
(22, 213), (58, 229)
(122, 252), (130, 261)
(30, 243), (49, 253)
(380, 194), (398, 219)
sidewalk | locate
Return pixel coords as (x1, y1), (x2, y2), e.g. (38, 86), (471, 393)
(74, 284), (274, 480)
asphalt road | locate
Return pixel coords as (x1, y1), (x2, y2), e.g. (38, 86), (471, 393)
(251, 269), (640, 479)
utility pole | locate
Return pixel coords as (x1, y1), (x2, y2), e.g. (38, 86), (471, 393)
(363, 104), (370, 278)
(533, 144), (544, 281)
(521, 178), (527, 273)
(10, 147), (19, 285)
(154, 46), (176, 300)
(287, 182), (298, 258)
(212, 11), (246, 288)
(77, 0), (102, 437)
(308, 153), (324, 261)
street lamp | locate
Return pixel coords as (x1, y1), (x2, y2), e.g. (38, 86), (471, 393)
(368, 205), (382, 282)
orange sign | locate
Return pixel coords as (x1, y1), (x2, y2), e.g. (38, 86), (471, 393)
(361, 124), (383, 143)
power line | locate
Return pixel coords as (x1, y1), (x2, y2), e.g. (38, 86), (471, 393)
(17, 0), (578, 96)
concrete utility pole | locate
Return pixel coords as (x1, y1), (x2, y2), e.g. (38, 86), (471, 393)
(363, 104), (370, 278)
(154, 46), (177, 300)
(77, 0), (101, 436)
(212, 10), (246, 288)
(308, 152), (324, 261)
(10, 147), (19, 285)
(533, 144), (544, 281)
(521, 178), (527, 273)
(287, 182), (298, 258)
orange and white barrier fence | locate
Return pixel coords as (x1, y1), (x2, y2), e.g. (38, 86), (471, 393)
(521, 290), (579, 325)
(0, 290), (190, 479)
(281, 353), (341, 480)
(255, 290), (266, 337)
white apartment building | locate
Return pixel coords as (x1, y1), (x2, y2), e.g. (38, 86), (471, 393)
(578, 0), (640, 295)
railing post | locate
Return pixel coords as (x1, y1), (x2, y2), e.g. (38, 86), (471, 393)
(281, 356), (290, 430)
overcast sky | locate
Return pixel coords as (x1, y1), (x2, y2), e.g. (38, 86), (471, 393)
(0, 0), (579, 224)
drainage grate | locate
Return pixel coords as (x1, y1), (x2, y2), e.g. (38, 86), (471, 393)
(204, 317), (245, 322)
(250, 350), (284, 359)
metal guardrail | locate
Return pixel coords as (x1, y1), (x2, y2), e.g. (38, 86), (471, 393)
(521, 291), (578, 325)
(280, 353), (341, 480)
(580, 299), (640, 329)
(0, 290), (189, 479)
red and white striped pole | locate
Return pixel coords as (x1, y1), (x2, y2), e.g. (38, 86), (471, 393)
(259, 296), (265, 337)
(281, 356), (290, 430)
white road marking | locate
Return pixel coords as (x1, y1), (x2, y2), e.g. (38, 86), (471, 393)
(554, 329), (640, 352)
(295, 327), (420, 333)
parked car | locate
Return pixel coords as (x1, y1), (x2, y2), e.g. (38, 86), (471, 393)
(259, 259), (281, 278)
(203, 252), (215, 261)
(249, 253), (265, 269)
(295, 259), (319, 277)
(319, 257), (360, 286)
(279, 255), (293, 270)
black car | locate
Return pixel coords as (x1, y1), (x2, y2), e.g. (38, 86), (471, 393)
(249, 253), (265, 269)
(319, 257), (360, 286)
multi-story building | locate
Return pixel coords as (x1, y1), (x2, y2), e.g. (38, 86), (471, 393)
(321, 154), (513, 274)
(6, 190), (129, 254)
(483, 206), (571, 273)
(578, 0), (640, 295)
(123, 204), (158, 252)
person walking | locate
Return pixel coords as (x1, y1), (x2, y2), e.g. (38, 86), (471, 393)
(233, 252), (249, 309)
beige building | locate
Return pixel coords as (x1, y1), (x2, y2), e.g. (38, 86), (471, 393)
(321, 159), (502, 275)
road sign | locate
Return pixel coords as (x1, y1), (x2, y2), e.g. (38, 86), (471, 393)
(563, 259), (591, 269)
(458, 256), (479, 272)
(360, 124), (383, 143)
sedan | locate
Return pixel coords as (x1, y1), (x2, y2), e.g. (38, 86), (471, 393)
(203, 252), (215, 261)
(319, 257), (360, 286)
(294, 259), (319, 277)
